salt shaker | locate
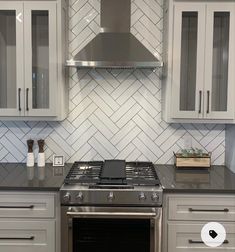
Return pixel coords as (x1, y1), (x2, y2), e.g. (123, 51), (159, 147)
(26, 139), (34, 167)
(37, 139), (45, 167)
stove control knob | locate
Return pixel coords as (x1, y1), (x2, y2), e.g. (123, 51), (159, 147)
(139, 192), (146, 201)
(151, 193), (159, 202)
(63, 193), (71, 203)
(107, 192), (114, 202)
(76, 192), (84, 202)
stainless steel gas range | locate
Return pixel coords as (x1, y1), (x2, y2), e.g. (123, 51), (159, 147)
(60, 160), (163, 252)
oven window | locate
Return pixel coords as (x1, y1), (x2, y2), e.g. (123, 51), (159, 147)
(73, 218), (150, 252)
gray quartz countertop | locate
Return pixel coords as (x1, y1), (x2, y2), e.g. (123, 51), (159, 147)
(0, 163), (235, 193)
(0, 163), (72, 191)
(155, 165), (235, 193)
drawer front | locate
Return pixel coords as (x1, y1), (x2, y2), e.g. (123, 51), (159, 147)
(168, 195), (235, 221)
(0, 220), (55, 252)
(0, 193), (54, 218)
(168, 222), (235, 252)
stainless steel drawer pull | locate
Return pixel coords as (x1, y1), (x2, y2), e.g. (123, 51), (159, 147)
(0, 236), (34, 240)
(189, 239), (229, 244)
(189, 208), (229, 212)
(0, 205), (34, 209)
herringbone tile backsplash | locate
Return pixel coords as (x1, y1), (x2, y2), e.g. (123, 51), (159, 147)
(0, 0), (225, 164)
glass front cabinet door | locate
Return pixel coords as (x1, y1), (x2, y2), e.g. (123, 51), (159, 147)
(172, 3), (206, 119)
(204, 3), (235, 119)
(0, 1), (57, 117)
(24, 2), (57, 117)
(171, 2), (235, 120)
(0, 3), (24, 116)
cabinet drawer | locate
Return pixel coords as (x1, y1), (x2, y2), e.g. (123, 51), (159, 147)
(0, 193), (54, 218)
(168, 195), (235, 221)
(0, 220), (55, 252)
(168, 222), (235, 252)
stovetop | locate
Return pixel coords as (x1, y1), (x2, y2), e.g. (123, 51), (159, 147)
(64, 160), (160, 187)
(60, 160), (162, 206)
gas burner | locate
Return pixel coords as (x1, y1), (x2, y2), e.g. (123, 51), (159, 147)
(125, 162), (160, 185)
(64, 161), (103, 184)
(61, 160), (162, 206)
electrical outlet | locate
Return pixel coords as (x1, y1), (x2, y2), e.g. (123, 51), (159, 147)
(53, 155), (65, 166)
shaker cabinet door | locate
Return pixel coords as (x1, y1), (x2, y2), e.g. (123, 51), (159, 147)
(0, 2), (24, 116)
(168, 222), (235, 252)
(204, 3), (235, 119)
(0, 220), (55, 252)
(171, 3), (206, 119)
(24, 2), (57, 117)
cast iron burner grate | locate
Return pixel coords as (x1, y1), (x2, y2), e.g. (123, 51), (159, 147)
(64, 161), (103, 184)
(126, 162), (160, 185)
(64, 160), (160, 186)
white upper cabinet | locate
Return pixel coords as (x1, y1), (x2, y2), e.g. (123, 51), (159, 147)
(163, 0), (235, 123)
(0, 0), (68, 120)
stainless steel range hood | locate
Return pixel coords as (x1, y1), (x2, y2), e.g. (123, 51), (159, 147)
(66, 0), (163, 69)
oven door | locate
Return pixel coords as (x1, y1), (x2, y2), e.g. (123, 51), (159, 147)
(61, 206), (162, 252)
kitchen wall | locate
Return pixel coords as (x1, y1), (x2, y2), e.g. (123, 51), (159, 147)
(0, 0), (225, 164)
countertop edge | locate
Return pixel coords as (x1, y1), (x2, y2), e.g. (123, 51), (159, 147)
(162, 188), (235, 194)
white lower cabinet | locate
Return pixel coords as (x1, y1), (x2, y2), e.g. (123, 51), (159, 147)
(168, 222), (235, 252)
(0, 220), (55, 252)
(0, 193), (54, 218)
(168, 195), (235, 222)
(0, 191), (58, 252)
(163, 193), (235, 252)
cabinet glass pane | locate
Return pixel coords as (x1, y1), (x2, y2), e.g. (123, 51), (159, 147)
(32, 10), (49, 109)
(0, 11), (16, 109)
(211, 12), (229, 112)
(180, 12), (198, 111)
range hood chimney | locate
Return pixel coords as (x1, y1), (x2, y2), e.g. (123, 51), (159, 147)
(66, 0), (163, 69)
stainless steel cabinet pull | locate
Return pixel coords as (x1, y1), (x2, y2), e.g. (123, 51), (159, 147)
(0, 236), (34, 240)
(0, 205), (34, 209)
(199, 90), (202, 114)
(189, 208), (229, 212)
(207, 90), (210, 113)
(26, 88), (29, 111)
(189, 239), (229, 244)
(18, 88), (21, 111)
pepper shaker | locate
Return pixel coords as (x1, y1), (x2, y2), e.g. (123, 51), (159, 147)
(26, 139), (34, 167)
(37, 139), (45, 167)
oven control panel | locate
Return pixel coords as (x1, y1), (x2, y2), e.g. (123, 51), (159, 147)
(60, 189), (162, 206)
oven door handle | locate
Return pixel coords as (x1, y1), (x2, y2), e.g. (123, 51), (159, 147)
(66, 211), (157, 218)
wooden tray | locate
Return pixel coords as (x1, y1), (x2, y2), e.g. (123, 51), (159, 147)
(174, 152), (211, 168)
